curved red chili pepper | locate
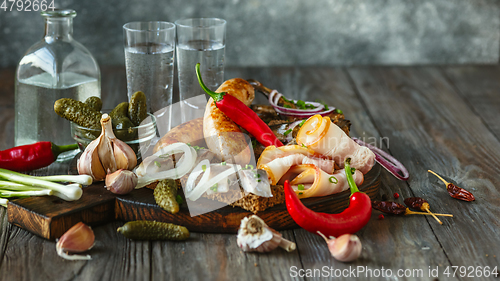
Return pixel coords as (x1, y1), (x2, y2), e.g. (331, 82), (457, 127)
(196, 63), (283, 147)
(284, 158), (372, 237)
(0, 142), (78, 172)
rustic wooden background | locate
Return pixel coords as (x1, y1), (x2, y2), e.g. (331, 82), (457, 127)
(0, 65), (499, 280)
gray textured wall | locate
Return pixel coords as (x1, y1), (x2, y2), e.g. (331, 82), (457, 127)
(0, 0), (498, 67)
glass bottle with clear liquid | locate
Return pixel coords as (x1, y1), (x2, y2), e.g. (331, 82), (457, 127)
(15, 9), (101, 160)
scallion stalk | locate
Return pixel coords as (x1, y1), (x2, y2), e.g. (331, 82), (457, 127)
(0, 198), (8, 208)
(0, 168), (82, 201)
(38, 175), (93, 186)
(0, 189), (53, 197)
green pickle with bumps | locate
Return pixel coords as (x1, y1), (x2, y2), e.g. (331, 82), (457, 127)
(84, 96), (103, 112)
(54, 98), (102, 129)
(154, 179), (179, 214)
(117, 221), (190, 241)
(128, 91), (148, 126)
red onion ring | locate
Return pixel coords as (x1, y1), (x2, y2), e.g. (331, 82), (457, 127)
(352, 138), (409, 181)
(269, 90), (336, 118)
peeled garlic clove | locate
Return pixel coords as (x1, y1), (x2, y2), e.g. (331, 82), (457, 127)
(237, 215), (296, 253)
(56, 222), (95, 260)
(77, 135), (106, 182)
(105, 169), (138, 195)
(113, 139), (137, 170)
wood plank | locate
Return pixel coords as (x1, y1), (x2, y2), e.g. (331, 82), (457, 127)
(151, 231), (304, 281)
(347, 66), (500, 280)
(227, 67), (453, 280)
(0, 68), (14, 108)
(441, 65), (500, 141)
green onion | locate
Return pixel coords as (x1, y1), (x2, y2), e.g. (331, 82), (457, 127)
(210, 183), (218, 192)
(298, 192), (303, 195)
(283, 129), (293, 136)
(335, 108), (343, 114)
(301, 144), (307, 148)
(0, 168), (82, 201)
(221, 162), (226, 166)
(0, 198), (7, 208)
(0, 189), (52, 198)
(283, 104), (292, 108)
(37, 174), (93, 185)
(299, 120), (306, 127)
(202, 165), (207, 172)
(176, 195), (183, 205)
(351, 168), (356, 174)
(329, 176), (338, 184)
(154, 161), (161, 168)
(245, 164), (254, 170)
(298, 184), (305, 190)
(257, 179), (261, 182)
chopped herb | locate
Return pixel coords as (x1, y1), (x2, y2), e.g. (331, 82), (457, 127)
(301, 143), (307, 148)
(257, 179), (261, 182)
(329, 176), (338, 184)
(253, 173), (261, 178)
(221, 162), (226, 166)
(298, 184), (305, 190)
(283, 104), (292, 108)
(298, 192), (303, 195)
(202, 165), (207, 172)
(245, 164), (254, 170)
(251, 139), (257, 148)
(335, 108), (343, 114)
(283, 129), (293, 136)
(176, 195), (183, 204)
(296, 100), (306, 109)
(299, 120), (306, 127)
(210, 183), (218, 192)
(351, 167), (356, 174)
(154, 161), (161, 168)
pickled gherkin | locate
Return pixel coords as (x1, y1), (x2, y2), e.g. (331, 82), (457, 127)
(154, 179), (179, 214)
(109, 102), (129, 119)
(128, 91), (148, 126)
(84, 96), (102, 112)
(54, 98), (102, 129)
(117, 221), (189, 241)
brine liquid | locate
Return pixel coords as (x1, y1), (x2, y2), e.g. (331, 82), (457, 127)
(125, 43), (174, 114)
(15, 72), (99, 159)
(176, 40), (225, 121)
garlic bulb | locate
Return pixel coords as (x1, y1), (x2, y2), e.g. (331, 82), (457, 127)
(56, 222), (95, 260)
(317, 231), (362, 262)
(78, 114), (137, 182)
(105, 169), (137, 195)
(237, 215), (296, 253)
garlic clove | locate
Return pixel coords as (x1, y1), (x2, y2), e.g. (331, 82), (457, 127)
(105, 169), (138, 195)
(56, 222), (95, 260)
(113, 139), (137, 170)
(318, 232), (362, 262)
(77, 135), (106, 182)
(237, 215), (296, 253)
(98, 114), (117, 174)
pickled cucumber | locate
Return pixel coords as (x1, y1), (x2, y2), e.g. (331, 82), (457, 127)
(117, 221), (189, 241)
(54, 98), (102, 129)
(109, 102), (129, 119)
(154, 179), (179, 214)
(84, 96), (102, 112)
(112, 116), (137, 141)
(128, 91), (148, 126)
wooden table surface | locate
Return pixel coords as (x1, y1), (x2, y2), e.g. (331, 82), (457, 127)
(0, 66), (499, 281)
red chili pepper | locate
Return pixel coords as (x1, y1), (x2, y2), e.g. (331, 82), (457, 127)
(0, 142), (78, 172)
(196, 63), (283, 147)
(378, 214), (385, 220)
(284, 158), (372, 238)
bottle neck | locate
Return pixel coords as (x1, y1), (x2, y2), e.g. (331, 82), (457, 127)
(44, 18), (73, 39)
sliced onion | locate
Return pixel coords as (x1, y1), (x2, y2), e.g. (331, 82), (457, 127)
(135, 142), (197, 188)
(269, 90), (336, 118)
(185, 163), (242, 201)
(352, 138), (409, 181)
(185, 159), (211, 195)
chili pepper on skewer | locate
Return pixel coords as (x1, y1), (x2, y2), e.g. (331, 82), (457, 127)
(196, 63), (283, 148)
(372, 201), (453, 218)
(427, 170), (475, 202)
(0, 142), (78, 172)
(284, 158), (372, 238)
(404, 197), (446, 225)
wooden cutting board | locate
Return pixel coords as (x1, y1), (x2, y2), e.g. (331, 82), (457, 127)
(7, 164), (381, 240)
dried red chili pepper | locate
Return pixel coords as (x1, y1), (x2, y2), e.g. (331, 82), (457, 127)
(284, 158), (372, 238)
(0, 142), (78, 172)
(404, 197), (445, 225)
(372, 200), (453, 218)
(196, 63), (283, 148)
(428, 170), (475, 202)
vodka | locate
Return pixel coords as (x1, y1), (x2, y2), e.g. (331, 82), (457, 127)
(177, 40), (225, 105)
(125, 43), (175, 113)
(15, 72), (99, 148)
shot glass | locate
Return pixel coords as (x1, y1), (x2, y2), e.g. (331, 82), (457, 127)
(123, 21), (176, 114)
(175, 18), (226, 113)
